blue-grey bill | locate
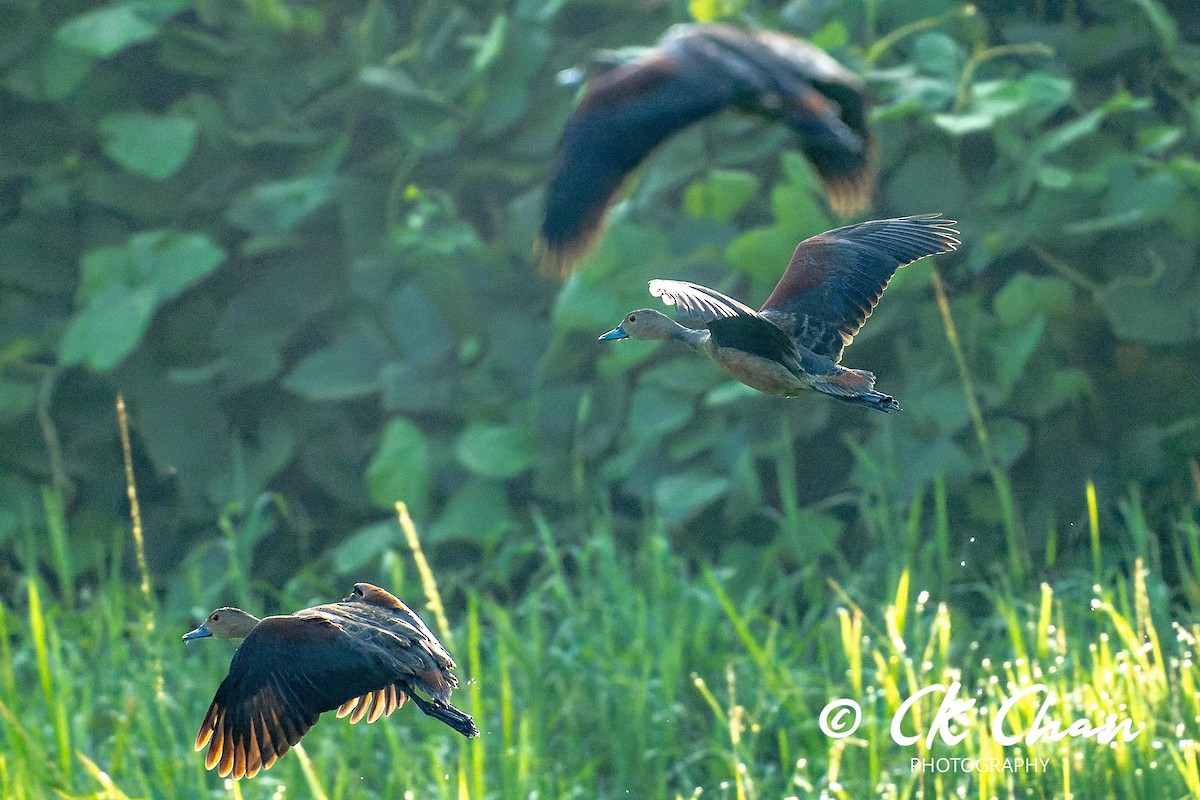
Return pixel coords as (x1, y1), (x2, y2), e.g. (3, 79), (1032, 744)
(182, 622), (212, 641)
(598, 325), (628, 341)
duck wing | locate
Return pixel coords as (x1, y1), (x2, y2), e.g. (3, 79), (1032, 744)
(538, 24), (874, 274)
(649, 279), (759, 322)
(194, 614), (474, 780)
(671, 25), (873, 214)
(759, 214), (959, 362)
(538, 48), (733, 274)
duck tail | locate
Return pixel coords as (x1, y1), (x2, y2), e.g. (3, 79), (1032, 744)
(410, 693), (480, 738)
(817, 367), (900, 413)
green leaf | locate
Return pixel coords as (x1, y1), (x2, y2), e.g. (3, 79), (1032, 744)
(727, 227), (801, 284)
(776, 509), (843, 558)
(687, 0), (744, 22)
(1014, 368), (1092, 417)
(987, 315), (1045, 393)
(58, 284), (156, 370)
(333, 521), (399, 575)
(628, 383), (693, 442)
(990, 417), (1031, 467)
(553, 275), (628, 335)
(0, 376), (39, 420)
(100, 112), (198, 179)
(65, 230), (224, 371)
(455, 423), (535, 479)
(366, 418), (431, 513)
(56, 6), (158, 57)
(226, 174), (335, 235)
(1100, 281), (1200, 344)
(912, 32), (965, 80)
(282, 333), (388, 400)
(1019, 72), (1073, 125)
(3, 41), (91, 100)
(130, 230), (225, 300)
(1036, 91), (1148, 155)
(934, 79), (1029, 135)
(1131, 0), (1178, 50)
(809, 20), (849, 51)
(471, 13), (508, 72)
(994, 273), (1074, 326)
(654, 471), (729, 525)
(683, 170), (760, 223)
(885, 147), (968, 212)
(78, 243), (135, 301)
(429, 480), (515, 544)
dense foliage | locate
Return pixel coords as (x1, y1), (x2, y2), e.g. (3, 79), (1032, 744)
(1, 0), (1198, 596)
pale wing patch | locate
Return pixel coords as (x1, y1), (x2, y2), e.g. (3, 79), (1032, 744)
(648, 279), (758, 322)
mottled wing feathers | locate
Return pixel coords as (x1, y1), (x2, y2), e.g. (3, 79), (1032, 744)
(538, 23), (876, 274)
(760, 214), (959, 362)
(649, 279), (758, 322)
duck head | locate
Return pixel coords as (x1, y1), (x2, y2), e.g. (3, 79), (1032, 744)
(598, 309), (679, 342)
(183, 607), (261, 641)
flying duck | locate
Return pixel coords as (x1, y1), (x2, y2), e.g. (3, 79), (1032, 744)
(599, 214), (959, 411)
(183, 582), (478, 779)
(537, 23), (875, 274)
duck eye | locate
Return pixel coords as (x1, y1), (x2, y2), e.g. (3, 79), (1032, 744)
(212, 613), (219, 621)
(628, 314), (637, 322)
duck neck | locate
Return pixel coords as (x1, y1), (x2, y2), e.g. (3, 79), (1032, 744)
(668, 322), (711, 353)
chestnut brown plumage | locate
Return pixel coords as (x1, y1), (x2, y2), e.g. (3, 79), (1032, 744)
(598, 215), (959, 411)
(538, 23), (875, 274)
(183, 583), (478, 780)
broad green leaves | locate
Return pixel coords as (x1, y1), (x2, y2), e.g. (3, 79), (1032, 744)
(2, 0), (1197, 585)
(684, 170), (760, 223)
(456, 423), (536, 479)
(60, 231), (225, 371)
(100, 112), (198, 179)
(56, 6), (159, 57)
(367, 418), (432, 514)
(283, 333), (389, 401)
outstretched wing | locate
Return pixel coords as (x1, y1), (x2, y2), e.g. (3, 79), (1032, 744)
(669, 25), (874, 215)
(194, 616), (384, 779)
(759, 214), (959, 362)
(194, 611), (463, 780)
(538, 23), (875, 274)
(649, 279), (758, 323)
(537, 51), (736, 274)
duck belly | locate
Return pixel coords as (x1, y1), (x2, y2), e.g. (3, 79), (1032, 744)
(713, 347), (813, 397)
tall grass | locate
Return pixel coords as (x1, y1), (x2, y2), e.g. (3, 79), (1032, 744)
(1, 483), (1199, 799)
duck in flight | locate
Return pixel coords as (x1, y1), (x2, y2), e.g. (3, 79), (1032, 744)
(538, 23), (875, 274)
(183, 582), (478, 780)
(599, 214), (959, 412)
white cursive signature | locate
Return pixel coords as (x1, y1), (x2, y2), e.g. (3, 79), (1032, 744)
(886, 681), (1143, 747)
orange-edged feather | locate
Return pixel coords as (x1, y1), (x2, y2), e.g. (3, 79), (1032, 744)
(539, 23), (874, 275)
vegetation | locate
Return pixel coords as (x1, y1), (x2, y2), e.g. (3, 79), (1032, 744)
(1, 0), (1198, 797)
(4, 494), (1200, 798)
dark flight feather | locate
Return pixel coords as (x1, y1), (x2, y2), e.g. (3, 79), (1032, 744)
(538, 23), (874, 274)
(759, 214), (959, 362)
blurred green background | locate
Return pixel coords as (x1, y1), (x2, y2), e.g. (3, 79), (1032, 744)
(1, 0), (1199, 797)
